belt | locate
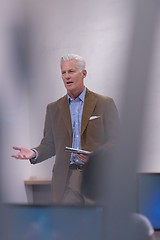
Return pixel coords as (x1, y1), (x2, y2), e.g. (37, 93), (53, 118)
(69, 164), (85, 171)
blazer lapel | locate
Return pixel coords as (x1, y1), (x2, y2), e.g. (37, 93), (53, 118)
(59, 95), (72, 137)
(81, 89), (97, 135)
(58, 90), (97, 137)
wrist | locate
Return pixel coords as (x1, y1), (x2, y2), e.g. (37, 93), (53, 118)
(31, 149), (38, 160)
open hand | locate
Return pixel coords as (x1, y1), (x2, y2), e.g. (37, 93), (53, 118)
(11, 146), (36, 159)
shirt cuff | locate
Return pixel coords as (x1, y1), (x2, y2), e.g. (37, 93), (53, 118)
(30, 148), (39, 162)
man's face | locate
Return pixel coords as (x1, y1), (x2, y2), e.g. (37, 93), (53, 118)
(61, 59), (87, 96)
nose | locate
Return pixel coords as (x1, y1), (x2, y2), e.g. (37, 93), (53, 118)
(65, 71), (71, 80)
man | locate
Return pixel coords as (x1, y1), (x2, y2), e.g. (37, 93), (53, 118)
(12, 54), (119, 204)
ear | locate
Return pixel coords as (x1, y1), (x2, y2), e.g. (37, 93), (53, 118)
(82, 69), (87, 78)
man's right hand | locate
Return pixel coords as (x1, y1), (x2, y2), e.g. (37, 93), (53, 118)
(11, 146), (36, 159)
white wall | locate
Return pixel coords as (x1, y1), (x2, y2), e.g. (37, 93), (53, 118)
(1, 0), (160, 203)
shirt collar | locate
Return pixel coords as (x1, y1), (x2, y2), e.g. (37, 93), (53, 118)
(68, 87), (86, 103)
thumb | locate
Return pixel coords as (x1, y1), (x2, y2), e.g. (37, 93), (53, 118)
(13, 146), (21, 151)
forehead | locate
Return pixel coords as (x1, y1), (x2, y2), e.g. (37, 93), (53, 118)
(61, 59), (78, 70)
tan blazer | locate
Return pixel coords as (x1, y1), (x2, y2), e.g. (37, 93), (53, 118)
(32, 88), (119, 203)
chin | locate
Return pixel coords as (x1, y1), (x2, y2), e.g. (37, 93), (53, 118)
(66, 86), (75, 91)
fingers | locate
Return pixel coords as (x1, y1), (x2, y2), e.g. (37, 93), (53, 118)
(12, 146), (29, 159)
(11, 154), (28, 159)
(75, 153), (89, 163)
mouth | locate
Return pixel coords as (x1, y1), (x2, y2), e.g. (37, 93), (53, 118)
(66, 81), (74, 85)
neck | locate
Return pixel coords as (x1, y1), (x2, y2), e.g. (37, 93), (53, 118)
(68, 86), (85, 100)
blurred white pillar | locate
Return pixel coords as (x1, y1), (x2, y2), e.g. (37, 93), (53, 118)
(105, 0), (160, 239)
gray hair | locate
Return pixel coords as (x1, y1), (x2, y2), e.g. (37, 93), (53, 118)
(60, 54), (86, 71)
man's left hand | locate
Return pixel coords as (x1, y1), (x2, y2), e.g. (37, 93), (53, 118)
(75, 153), (89, 163)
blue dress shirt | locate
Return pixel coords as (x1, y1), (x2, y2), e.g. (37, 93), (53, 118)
(68, 87), (86, 165)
